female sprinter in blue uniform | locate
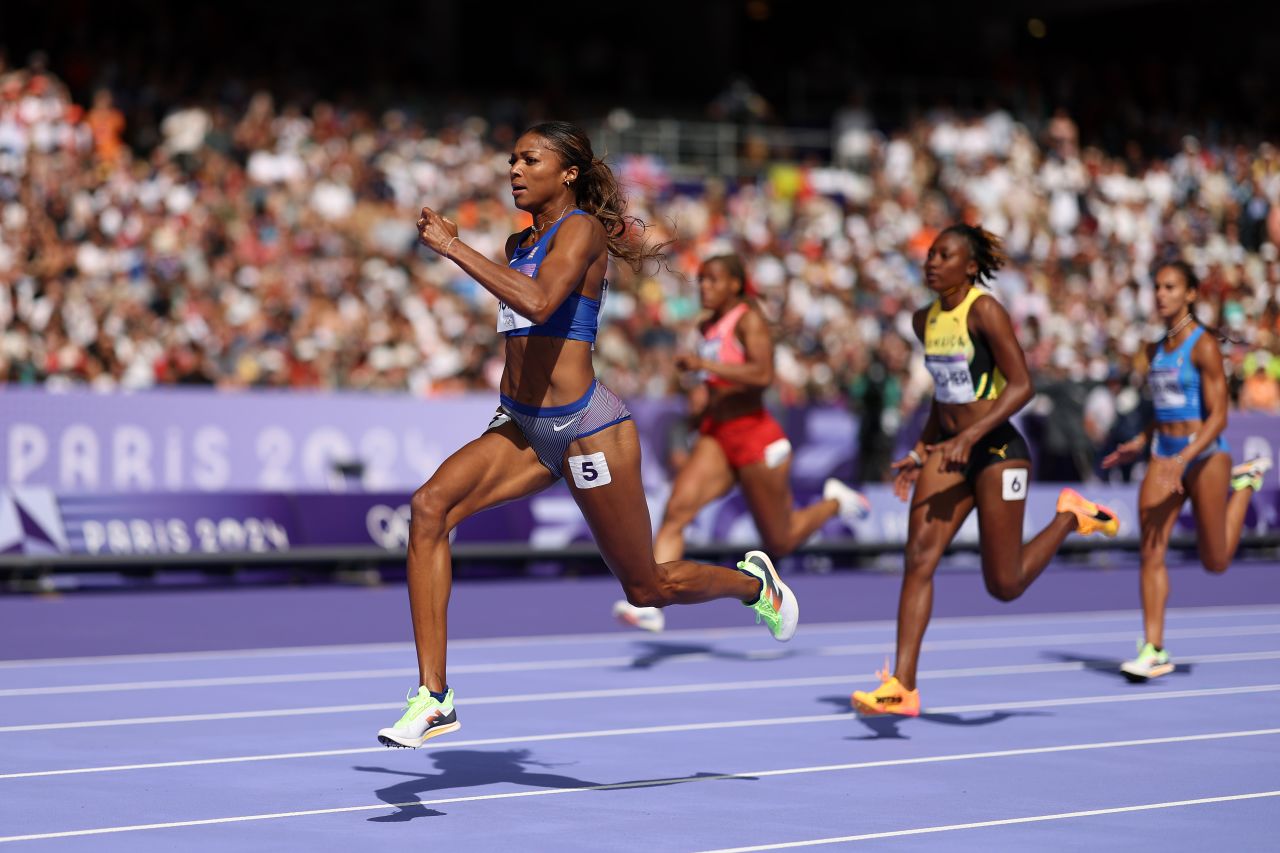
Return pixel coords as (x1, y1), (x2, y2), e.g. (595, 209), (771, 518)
(851, 224), (1120, 716)
(1103, 260), (1270, 681)
(376, 123), (798, 747)
(613, 254), (870, 633)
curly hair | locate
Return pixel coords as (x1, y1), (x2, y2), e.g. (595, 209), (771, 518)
(524, 121), (666, 273)
(939, 223), (1008, 283)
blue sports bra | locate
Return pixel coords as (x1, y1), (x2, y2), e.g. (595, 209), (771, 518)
(497, 209), (606, 343)
(1149, 325), (1206, 423)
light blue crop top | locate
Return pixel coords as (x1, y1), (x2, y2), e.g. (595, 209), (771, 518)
(1150, 325), (1207, 423)
(497, 209), (605, 343)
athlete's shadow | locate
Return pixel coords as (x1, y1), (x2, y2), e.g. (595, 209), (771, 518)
(814, 695), (1047, 740)
(1042, 650), (1194, 682)
(920, 480), (972, 522)
(356, 749), (755, 821)
(627, 640), (794, 670)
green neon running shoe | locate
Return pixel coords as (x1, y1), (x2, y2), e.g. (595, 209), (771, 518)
(377, 686), (460, 748)
(1120, 641), (1173, 682)
(738, 550), (799, 642)
(1231, 457), (1272, 493)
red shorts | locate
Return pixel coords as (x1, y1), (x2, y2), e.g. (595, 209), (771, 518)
(698, 409), (791, 469)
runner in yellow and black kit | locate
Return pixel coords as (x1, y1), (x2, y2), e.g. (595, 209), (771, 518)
(851, 224), (1121, 717)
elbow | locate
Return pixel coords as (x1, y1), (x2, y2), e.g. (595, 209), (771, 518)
(1009, 382), (1034, 412)
(524, 300), (553, 325)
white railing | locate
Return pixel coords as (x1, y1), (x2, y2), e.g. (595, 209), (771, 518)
(590, 118), (835, 180)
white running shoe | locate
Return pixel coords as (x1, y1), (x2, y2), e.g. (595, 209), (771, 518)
(377, 686), (460, 748)
(1120, 641), (1174, 682)
(612, 600), (666, 633)
(823, 478), (872, 523)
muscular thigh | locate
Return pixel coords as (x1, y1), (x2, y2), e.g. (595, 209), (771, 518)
(907, 456), (975, 556)
(1183, 451), (1231, 546)
(561, 420), (659, 584)
(1138, 465), (1186, 553)
(424, 421), (557, 530)
(666, 436), (735, 517)
(737, 455), (796, 542)
(972, 460), (1031, 571)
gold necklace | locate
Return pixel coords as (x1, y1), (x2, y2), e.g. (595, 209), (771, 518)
(531, 205), (574, 236)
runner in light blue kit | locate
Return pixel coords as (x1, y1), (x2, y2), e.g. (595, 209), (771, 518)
(1104, 260), (1271, 681)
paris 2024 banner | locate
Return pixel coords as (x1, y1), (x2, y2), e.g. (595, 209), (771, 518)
(1, 388), (1276, 556)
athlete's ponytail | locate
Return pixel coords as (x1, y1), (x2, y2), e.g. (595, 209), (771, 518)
(525, 121), (667, 273)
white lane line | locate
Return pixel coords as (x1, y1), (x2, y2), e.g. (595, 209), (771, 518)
(4, 660), (1278, 734)
(927, 683), (1280, 714)
(697, 790), (1280, 851)
(3, 683), (1279, 777)
(7, 624), (1280, 698)
(3, 729), (1278, 843)
(5, 602), (1279, 670)
(817, 624), (1280, 659)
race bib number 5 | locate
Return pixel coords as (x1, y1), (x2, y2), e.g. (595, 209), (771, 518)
(568, 452), (612, 489)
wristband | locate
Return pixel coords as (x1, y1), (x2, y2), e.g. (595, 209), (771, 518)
(443, 236), (459, 259)
(908, 449), (924, 467)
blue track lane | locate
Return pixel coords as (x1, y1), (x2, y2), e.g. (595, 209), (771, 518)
(1, 573), (1278, 851)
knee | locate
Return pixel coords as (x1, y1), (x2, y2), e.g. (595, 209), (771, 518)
(1202, 556), (1230, 575)
(760, 532), (793, 559)
(1139, 541), (1166, 569)
(623, 564), (675, 608)
(409, 482), (450, 539)
(661, 497), (700, 530)
(902, 542), (938, 581)
(983, 575), (1022, 602)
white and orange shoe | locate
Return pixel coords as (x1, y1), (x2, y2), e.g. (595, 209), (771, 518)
(612, 601), (665, 633)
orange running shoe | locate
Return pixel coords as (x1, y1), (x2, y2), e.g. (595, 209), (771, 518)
(1056, 487), (1120, 537)
(851, 666), (920, 717)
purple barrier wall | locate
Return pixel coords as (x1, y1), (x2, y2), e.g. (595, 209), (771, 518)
(4, 484), (1278, 557)
(0, 389), (857, 494)
(1, 389), (1276, 555)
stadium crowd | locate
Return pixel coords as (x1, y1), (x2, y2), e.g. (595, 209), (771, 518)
(2, 56), (1278, 481)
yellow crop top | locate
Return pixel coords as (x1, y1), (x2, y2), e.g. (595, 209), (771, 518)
(923, 286), (1006, 404)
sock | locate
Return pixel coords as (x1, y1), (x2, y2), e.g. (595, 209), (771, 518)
(740, 573), (764, 605)
(429, 687), (449, 702)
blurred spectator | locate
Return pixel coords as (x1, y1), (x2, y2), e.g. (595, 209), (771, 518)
(1, 54), (1278, 485)
(1239, 353), (1280, 412)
